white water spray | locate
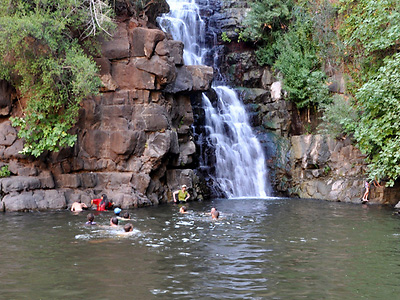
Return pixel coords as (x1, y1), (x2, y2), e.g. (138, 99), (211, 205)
(158, 0), (271, 197)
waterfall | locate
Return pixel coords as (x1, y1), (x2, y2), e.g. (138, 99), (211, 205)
(158, 0), (271, 198)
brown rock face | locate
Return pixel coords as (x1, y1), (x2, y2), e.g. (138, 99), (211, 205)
(0, 19), (213, 212)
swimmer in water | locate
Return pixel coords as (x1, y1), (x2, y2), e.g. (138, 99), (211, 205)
(71, 201), (87, 212)
(205, 207), (217, 215)
(179, 206), (188, 214)
(211, 210), (219, 220)
(110, 217), (119, 227)
(117, 211), (131, 222)
(114, 207), (122, 216)
(85, 213), (97, 225)
(124, 223), (133, 232)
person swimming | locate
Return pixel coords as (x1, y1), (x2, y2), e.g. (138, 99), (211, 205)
(117, 211), (131, 222)
(114, 207), (122, 216)
(110, 217), (119, 227)
(211, 210), (220, 219)
(124, 223), (133, 232)
(179, 206), (188, 213)
(85, 213), (97, 225)
(71, 201), (87, 212)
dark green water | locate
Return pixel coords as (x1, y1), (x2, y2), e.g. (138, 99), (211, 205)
(1, 198), (400, 299)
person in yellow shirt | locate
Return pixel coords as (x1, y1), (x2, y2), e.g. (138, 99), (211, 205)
(173, 185), (190, 203)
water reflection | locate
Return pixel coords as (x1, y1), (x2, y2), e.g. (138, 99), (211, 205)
(1, 199), (400, 299)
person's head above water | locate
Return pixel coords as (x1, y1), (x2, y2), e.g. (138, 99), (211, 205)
(124, 223), (133, 232)
(87, 213), (94, 222)
(114, 207), (121, 216)
(122, 212), (130, 219)
(211, 210), (219, 219)
(110, 217), (118, 226)
(210, 207), (217, 213)
(179, 206), (187, 213)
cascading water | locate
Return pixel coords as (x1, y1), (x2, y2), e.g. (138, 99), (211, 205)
(158, 0), (271, 198)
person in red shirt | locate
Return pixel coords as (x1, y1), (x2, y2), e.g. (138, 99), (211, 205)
(91, 194), (113, 211)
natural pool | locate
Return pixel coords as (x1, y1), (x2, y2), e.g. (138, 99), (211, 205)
(1, 198), (400, 299)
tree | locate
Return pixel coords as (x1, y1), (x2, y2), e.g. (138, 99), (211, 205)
(0, 0), (114, 157)
(353, 53), (400, 186)
(273, 11), (330, 108)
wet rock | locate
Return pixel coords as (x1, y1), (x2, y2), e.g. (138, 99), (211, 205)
(3, 192), (37, 212)
(34, 190), (67, 210)
(164, 65), (213, 93)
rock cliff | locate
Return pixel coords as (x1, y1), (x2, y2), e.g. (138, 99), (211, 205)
(196, 0), (399, 205)
(0, 14), (213, 211)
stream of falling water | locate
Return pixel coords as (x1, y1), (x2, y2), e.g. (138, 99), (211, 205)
(158, 0), (271, 197)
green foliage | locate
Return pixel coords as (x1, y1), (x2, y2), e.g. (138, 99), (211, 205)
(0, 0), (114, 157)
(352, 53), (400, 186)
(221, 32), (231, 43)
(0, 165), (11, 178)
(243, 0), (293, 65)
(318, 95), (359, 139)
(273, 12), (330, 108)
(338, 0), (400, 89)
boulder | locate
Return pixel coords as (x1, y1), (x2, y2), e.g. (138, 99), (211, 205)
(144, 131), (172, 159)
(3, 139), (25, 159)
(130, 27), (166, 58)
(81, 130), (109, 158)
(164, 65), (213, 93)
(99, 74), (118, 92)
(110, 131), (137, 156)
(1, 176), (41, 193)
(261, 67), (275, 89)
(178, 141), (196, 165)
(3, 192), (38, 211)
(33, 190), (67, 210)
(55, 174), (82, 188)
(0, 121), (17, 146)
(101, 22), (130, 60)
(135, 104), (170, 132)
(135, 55), (176, 86)
(38, 171), (55, 189)
(112, 60), (155, 90)
(131, 173), (151, 194)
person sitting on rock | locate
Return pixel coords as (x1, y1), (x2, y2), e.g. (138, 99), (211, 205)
(85, 213), (97, 225)
(70, 201), (87, 212)
(173, 185), (190, 203)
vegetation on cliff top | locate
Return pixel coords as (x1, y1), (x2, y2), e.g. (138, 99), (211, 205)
(0, 0), (114, 157)
(244, 0), (400, 185)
